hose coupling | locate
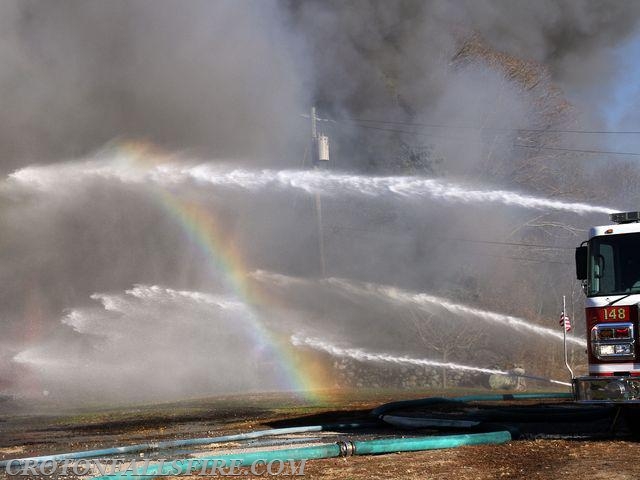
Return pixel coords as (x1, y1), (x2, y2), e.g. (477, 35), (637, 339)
(336, 440), (355, 457)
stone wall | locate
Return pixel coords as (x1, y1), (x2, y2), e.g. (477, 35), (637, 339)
(330, 358), (488, 389)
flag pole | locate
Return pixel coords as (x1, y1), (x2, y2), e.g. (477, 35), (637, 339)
(563, 294), (574, 380)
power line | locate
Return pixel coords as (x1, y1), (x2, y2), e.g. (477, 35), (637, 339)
(446, 237), (574, 250)
(342, 116), (640, 136)
(326, 225), (572, 265)
(513, 143), (640, 157)
(345, 123), (473, 142)
(460, 251), (572, 266)
(328, 224), (573, 251)
(343, 121), (640, 158)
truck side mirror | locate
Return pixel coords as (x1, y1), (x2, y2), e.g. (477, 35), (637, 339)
(575, 246), (588, 280)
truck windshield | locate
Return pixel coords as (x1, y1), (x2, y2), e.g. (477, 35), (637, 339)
(589, 233), (640, 296)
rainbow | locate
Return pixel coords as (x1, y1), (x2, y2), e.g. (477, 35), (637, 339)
(120, 142), (329, 400)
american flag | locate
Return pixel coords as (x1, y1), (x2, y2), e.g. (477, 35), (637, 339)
(559, 312), (572, 332)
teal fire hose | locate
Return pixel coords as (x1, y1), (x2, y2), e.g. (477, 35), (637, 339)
(0, 422), (375, 469)
(1, 392), (573, 478)
(91, 431), (512, 480)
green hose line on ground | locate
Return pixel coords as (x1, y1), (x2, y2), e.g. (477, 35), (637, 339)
(0, 422), (380, 469)
(351, 431), (512, 455)
(370, 392), (574, 417)
(94, 444), (342, 480)
(93, 431), (512, 480)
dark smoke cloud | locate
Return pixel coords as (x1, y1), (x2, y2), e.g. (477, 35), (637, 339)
(289, 0), (640, 111)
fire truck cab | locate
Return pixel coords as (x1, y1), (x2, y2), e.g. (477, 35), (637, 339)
(575, 211), (640, 402)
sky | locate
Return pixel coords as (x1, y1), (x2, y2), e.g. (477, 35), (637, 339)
(607, 33), (640, 132)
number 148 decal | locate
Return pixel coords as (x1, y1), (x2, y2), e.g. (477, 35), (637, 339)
(603, 307), (627, 320)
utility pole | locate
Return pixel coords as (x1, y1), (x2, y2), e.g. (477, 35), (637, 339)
(310, 106), (327, 277)
(310, 106), (330, 168)
(315, 192), (326, 277)
(311, 106), (317, 140)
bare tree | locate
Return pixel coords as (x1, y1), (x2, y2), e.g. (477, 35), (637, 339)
(405, 306), (488, 389)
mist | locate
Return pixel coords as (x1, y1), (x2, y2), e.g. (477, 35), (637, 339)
(1, 0), (640, 406)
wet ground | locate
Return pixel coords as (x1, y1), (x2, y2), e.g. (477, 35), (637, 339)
(2, 389), (640, 479)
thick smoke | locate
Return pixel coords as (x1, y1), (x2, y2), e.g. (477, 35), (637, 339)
(0, 0), (306, 172)
(287, 0), (640, 122)
(0, 1), (637, 168)
(1, 1), (640, 406)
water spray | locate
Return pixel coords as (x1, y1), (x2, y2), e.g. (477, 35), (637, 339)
(291, 334), (572, 387)
(328, 277), (587, 347)
(252, 270), (587, 347)
(7, 159), (618, 215)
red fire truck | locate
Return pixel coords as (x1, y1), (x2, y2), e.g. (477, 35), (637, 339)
(575, 211), (640, 402)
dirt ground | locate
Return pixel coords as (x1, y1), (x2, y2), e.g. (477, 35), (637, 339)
(2, 389), (640, 479)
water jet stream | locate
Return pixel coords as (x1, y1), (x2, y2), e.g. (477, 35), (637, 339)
(252, 271), (587, 348)
(326, 277), (587, 347)
(7, 161), (617, 215)
(292, 335), (571, 386)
